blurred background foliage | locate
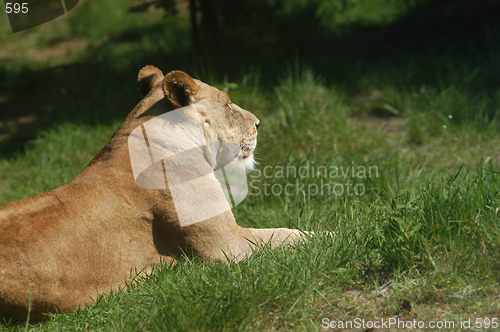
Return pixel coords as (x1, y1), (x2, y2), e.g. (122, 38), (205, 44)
(0, 0), (499, 154)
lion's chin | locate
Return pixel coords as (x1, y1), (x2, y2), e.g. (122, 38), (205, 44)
(242, 153), (257, 173)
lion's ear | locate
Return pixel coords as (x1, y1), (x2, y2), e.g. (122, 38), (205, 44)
(163, 71), (200, 109)
(138, 65), (164, 98)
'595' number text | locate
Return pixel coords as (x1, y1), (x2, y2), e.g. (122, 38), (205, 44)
(5, 3), (28, 13)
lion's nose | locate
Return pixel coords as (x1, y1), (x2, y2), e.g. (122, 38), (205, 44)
(255, 122), (260, 130)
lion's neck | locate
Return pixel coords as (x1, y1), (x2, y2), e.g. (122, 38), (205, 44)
(86, 90), (172, 170)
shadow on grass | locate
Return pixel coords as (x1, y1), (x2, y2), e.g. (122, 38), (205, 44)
(1, 0), (499, 158)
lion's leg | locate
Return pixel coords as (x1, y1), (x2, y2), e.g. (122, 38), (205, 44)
(243, 227), (306, 247)
(222, 227), (310, 261)
(179, 211), (313, 261)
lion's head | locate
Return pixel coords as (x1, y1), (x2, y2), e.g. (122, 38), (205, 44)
(135, 66), (260, 174)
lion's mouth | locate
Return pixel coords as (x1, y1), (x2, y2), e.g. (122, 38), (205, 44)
(239, 141), (256, 159)
(240, 147), (252, 159)
(238, 141), (257, 172)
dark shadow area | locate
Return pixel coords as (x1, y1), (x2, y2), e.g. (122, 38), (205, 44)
(1, 0), (499, 158)
(383, 0), (500, 53)
(0, 62), (142, 157)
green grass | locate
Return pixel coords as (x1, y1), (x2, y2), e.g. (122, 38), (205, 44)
(1, 0), (500, 330)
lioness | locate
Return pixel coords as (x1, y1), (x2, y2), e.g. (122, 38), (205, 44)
(0, 67), (304, 322)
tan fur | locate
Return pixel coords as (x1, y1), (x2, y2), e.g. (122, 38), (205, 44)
(0, 67), (304, 322)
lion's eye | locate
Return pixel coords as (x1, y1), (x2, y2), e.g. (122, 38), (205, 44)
(227, 104), (234, 112)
